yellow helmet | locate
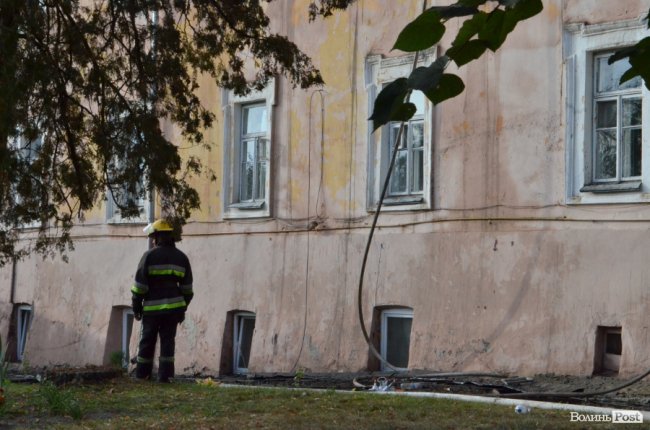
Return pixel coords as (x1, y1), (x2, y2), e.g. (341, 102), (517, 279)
(143, 219), (174, 236)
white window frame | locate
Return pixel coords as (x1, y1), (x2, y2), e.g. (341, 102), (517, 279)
(16, 304), (33, 362)
(366, 50), (435, 211)
(222, 81), (275, 219)
(12, 133), (42, 163)
(380, 308), (413, 371)
(106, 169), (150, 224)
(591, 53), (643, 183)
(9, 131), (43, 229)
(233, 312), (256, 374)
(238, 103), (270, 204)
(565, 18), (650, 204)
(122, 308), (134, 368)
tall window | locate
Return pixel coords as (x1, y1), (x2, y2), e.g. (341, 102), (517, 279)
(593, 54), (642, 183)
(239, 104), (269, 203)
(10, 132), (43, 228)
(387, 91), (426, 197)
(380, 308), (413, 371)
(222, 82), (275, 218)
(15, 134), (42, 163)
(106, 175), (148, 222)
(233, 312), (256, 374)
(106, 149), (148, 223)
(565, 20), (649, 204)
(366, 52), (435, 210)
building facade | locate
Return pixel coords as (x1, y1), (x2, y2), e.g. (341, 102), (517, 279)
(1, 0), (650, 377)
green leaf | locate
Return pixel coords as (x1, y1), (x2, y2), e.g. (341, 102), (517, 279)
(511, 0), (543, 21)
(500, 7), (522, 38)
(608, 46), (635, 64)
(407, 56), (449, 93)
(428, 4), (478, 19)
(611, 37), (650, 89)
(619, 66), (640, 85)
(627, 36), (650, 63)
(446, 40), (488, 66)
(391, 102), (418, 122)
(458, 0), (489, 6)
(393, 9), (445, 52)
(452, 12), (488, 47)
(478, 1), (542, 52)
(369, 78), (409, 131)
(424, 74), (465, 104)
(478, 9), (507, 51)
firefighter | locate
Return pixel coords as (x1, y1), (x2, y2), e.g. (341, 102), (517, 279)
(131, 219), (194, 382)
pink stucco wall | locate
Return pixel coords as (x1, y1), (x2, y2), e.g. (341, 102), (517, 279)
(2, 0), (650, 377)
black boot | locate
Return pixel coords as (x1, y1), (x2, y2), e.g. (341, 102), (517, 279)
(158, 357), (174, 382)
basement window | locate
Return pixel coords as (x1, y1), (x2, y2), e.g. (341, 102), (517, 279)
(104, 306), (135, 368)
(380, 308), (413, 371)
(16, 305), (33, 362)
(233, 312), (256, 374)
(594, 326), (622, 375)
(122, 309), (134, 368)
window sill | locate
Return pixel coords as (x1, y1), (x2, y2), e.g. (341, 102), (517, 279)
(17, 222), (42, 230)
(368, 195), (430, 212)
(382, 196), (424, 206)
(224, 200), (270, 220)
(106, 217), (148, 225)
(580, 181), (642, 193)
(228, 201), (265, 210)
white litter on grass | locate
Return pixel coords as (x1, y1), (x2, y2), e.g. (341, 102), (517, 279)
(515, 404), (531, 414)
(369, 377), (394, 392)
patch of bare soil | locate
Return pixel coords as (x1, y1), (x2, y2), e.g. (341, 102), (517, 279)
(8, 365), (123, 386)
(520, 374), (650, 409)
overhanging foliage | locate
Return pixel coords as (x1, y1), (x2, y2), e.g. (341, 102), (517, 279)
(0, 0), (346, 266)
(370, 0), (543, 131)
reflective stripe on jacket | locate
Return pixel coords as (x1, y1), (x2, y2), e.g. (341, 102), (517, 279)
(131, 243), (194, 315)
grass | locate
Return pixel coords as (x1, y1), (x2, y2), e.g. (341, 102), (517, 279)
(0, 377), (632, 429)
(39, 382), (83, 420)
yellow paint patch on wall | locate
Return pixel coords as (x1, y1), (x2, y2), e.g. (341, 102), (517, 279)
(179, 72), (223, 222)
(495, 115), (504, 134)
(314, 12), (359, 210)
(322, 114), (354, 210)
(453, 120), (472, 136)
(289, 107), (309, 205)
(290, 177), (305, 206)
(545, 1), (560, 21)
(317, 18), (352, 91)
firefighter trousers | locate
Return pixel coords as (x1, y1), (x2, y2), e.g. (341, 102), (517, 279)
(135, 313), (182, 381)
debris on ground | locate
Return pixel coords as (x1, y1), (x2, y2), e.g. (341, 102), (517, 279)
(213, 372), (650, 410)
(8, 365), (123, 386)
(8, 367), (650, 410)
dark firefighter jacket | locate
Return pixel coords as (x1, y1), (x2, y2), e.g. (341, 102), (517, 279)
(131, 243), (194, 316)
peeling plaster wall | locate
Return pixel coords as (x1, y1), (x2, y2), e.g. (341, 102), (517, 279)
(10, 238), (145, 365)
(0, 264), (12, 346)
(4, 0), (650, 377)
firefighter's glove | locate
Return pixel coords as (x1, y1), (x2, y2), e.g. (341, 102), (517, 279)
(132, 295), (143, 316)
